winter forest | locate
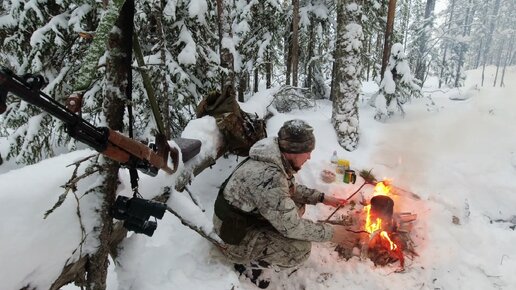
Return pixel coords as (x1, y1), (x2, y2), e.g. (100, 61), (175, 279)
(0, 0), (515, 289)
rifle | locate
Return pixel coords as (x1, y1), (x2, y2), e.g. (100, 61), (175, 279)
(0, 67), (177, 175)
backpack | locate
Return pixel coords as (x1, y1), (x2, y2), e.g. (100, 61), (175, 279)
(196, 90), (266, 156)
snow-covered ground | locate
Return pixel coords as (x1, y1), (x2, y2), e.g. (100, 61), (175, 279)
(1, 66), (516, 289)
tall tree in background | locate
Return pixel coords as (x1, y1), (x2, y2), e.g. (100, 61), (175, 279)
(216, 0), (236, 97)
(301, 0), (334, 99)
(361, 0), (386, 81)
(414, 0), (436, 82)
(497, 0), (516, 87)
(331, 0), (363, 151)
(481, 0), (501, 86)
(290, 0), (300, 87)
(453, 0), (475, 87)
(381, 0), (398, 79)
(438, 0), (456, 88)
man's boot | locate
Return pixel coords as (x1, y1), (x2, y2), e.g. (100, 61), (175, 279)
(234, 263), (270, 289)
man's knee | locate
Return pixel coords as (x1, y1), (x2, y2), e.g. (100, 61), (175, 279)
(286, 240), (311, 266)
(263, 239), (311, 269)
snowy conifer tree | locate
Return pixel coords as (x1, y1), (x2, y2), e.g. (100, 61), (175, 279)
(0, 0), (100, 164)
(375, 43), (422, 120)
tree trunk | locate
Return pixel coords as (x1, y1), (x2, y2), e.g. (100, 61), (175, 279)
(254, 68), (259, 92)
(474, 38), (483, 69)
(401, 0), (411, 50)
(153, 0), (171, 138)
(454, 0), (475, 87)
(216, 0), (235, 96)
(381, 0), (397, 80)
(285, 21), (292, 86)
(266, 50), (272, 89)
(439, 0), (455, 88)
(481, 0), (501, 86)
(329, 59), (337, 101)
(366, 35), (371, 80)
(493, 40), (505, 87)
(238, 72), (246, 102)
(291, 0), (300, 87)
(306, 20), (315, 90)
(415, 0), (436, 82)
(331, 0), (363, 151)
(86, 1), (133, 289)
(499, 36), (514, 87)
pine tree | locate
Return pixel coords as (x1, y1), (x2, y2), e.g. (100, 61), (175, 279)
(374, 43), (422, 120)
(413, 0), (436, 82)
(301, 0), (335, 99)
(0, 0), (101, 164)
(361, 0), (386, 81)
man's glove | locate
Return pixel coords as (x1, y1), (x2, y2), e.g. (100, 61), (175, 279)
(322, 195), (348, 207)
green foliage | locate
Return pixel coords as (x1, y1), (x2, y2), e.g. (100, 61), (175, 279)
(374, 43), (422, 120)
(359, 168), (377, 184)
(0, 0), (102, 164)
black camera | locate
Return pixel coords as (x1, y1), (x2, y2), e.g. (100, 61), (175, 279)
(111, 195), (167, 237)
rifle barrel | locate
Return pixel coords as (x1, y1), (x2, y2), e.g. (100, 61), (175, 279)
(0, 68), (108, 151)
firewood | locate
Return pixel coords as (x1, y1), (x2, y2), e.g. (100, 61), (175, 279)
(395, 213), (418, 223)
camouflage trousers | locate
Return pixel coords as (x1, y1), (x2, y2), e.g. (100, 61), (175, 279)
(215, 217), (311, 269)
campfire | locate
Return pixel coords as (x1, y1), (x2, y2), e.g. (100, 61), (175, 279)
(362, 182), (405, 268)
(332, 181), (418, 271)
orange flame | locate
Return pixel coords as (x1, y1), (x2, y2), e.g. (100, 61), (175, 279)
(380, 231), (397, 250)
(373, 181), (392, 196)
(364, 181), (397, 251)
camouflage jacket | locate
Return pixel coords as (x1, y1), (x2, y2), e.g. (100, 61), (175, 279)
(219, 137), (334, 242)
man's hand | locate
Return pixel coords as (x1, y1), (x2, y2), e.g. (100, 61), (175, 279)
(330, 225), (368, 248)
(322, 195), (348, 207)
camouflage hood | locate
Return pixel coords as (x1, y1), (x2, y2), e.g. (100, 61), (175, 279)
(248, 137), (291, 176)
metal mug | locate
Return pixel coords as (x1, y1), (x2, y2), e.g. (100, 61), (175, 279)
(343, 169), (356, 184)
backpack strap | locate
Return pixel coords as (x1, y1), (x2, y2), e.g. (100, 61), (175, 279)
(214, 158), (274, 245)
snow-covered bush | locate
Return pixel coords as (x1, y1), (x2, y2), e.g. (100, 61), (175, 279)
(374, 43), (422, 120)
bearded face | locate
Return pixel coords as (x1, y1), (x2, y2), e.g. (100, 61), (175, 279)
(285, 151), (312, 172)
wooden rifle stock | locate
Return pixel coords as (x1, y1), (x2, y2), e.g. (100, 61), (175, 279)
(104, 129), (177, 174)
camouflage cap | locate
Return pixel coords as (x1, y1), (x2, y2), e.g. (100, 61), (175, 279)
(278, 119), (315, 153)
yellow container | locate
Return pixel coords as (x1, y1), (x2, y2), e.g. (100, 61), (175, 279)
(337, 159), (350, 168)
(336, 159), (350, 174)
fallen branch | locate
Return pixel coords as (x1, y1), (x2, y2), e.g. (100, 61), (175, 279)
(166, 205), (225, 249)
(44, 154), (99, 219)
(185, 186), (205, 212)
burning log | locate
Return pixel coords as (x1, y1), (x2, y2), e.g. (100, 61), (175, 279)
(366, 231), (405, 268)
(394, 212), (417, 233)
